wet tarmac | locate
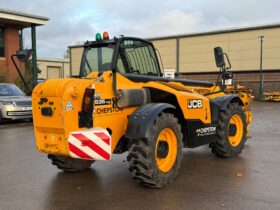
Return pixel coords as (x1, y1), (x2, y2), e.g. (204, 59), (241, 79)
(0, 101), (279, 210)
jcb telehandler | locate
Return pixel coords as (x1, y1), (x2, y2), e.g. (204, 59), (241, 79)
(32, 32), (252, 187)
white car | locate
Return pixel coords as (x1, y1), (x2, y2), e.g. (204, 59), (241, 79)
(0, 83), (32, 123)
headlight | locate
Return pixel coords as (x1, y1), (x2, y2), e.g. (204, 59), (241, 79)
(1, 101), (14, 105)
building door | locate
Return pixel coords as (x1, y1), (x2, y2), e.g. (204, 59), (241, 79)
(47, 66), (62, 78)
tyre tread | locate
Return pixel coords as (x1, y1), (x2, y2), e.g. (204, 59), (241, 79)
(127, 113), (183, 188)
(211, 103), (246, 158)
(48, 155), (94, 172)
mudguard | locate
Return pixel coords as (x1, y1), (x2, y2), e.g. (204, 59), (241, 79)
(125, 103), (175, 139)
(210, 94), (244, 123)
(212, 95), (244, 111)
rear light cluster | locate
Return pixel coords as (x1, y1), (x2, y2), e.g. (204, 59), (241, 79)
(79, 86), (95, 128)
(83, 88), (94, 112)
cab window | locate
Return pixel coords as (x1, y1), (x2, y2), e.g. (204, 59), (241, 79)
(80, 44), (115, 77)
(118, 39), (160, 76)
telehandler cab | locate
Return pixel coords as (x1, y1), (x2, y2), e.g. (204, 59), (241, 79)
(32, 32), (252, 187)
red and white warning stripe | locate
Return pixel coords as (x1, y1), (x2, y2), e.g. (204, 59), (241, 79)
(68, 128), (111, 160)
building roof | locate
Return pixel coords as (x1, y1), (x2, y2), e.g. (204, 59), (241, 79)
(37, 57), (69, 63)
(68, 22), (280, 49)
(147, 23), (280, 41)
(0, 8), (49, 28)
(69, 44), (84, 49)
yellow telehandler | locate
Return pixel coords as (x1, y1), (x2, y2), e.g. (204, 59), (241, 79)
(32, 32), (252, 187)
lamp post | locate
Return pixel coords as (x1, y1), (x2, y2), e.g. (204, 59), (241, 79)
(258, 35), (264, 101)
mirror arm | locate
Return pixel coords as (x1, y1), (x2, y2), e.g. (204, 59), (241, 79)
(224, 53), (232, 70)
(11, 54), (31, 95)
(111, 38), (121, 108)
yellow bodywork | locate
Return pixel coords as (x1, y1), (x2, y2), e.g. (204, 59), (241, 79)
(32, 71), (252, 157)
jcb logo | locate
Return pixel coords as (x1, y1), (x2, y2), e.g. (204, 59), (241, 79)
(188, 99), (203, 109)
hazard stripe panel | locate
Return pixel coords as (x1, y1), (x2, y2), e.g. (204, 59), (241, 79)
(94, 132), (110, 145)
(68, 128), (111, 160)
(69, 142), (93, 159)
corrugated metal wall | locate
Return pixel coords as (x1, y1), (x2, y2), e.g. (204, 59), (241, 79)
(69, 26), (280, 82)
(153, 39), (177, 70)
(152, 27), (280, 73)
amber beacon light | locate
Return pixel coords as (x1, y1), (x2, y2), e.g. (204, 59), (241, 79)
(103, 32), (109, 40)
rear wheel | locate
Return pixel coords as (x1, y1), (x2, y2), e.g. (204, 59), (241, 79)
(48, 155), (94, 172)
(210, 102), (247, 158)
(127, 113), (183, 187)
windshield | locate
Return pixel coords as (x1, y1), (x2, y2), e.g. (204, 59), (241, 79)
(80, 44), (115, 77)
(0, 84), (25, 96)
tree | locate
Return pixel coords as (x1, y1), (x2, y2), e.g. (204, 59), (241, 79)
(64, 48), (70, 59)
(14, 59), (39, 95)
(63, 41), (85, 59)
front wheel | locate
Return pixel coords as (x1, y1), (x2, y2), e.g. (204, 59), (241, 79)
(127, 112), (183, 188)
(210, 102), (247, 158)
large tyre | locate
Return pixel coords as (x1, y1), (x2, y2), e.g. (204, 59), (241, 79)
(127, 113), (183, 188)
(48, 155), (94, 172)
(210, 102), (247, 158)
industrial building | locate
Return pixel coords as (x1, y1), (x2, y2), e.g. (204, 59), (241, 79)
(69, 24), (280, 97)
(37, 58), (70, 80)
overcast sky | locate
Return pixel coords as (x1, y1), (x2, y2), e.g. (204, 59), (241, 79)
(1, 0), (280, 58)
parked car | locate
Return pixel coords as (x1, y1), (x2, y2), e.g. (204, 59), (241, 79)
(37, 79), (45, 85)
(0, 83), (32, 123)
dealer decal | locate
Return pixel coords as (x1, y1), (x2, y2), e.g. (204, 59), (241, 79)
(96, 107), (123, 114)
(196, 126), (216, 136)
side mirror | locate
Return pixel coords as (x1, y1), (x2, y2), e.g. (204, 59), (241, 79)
(214, 47), (225, 68)
(16, 49), (32, 62)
